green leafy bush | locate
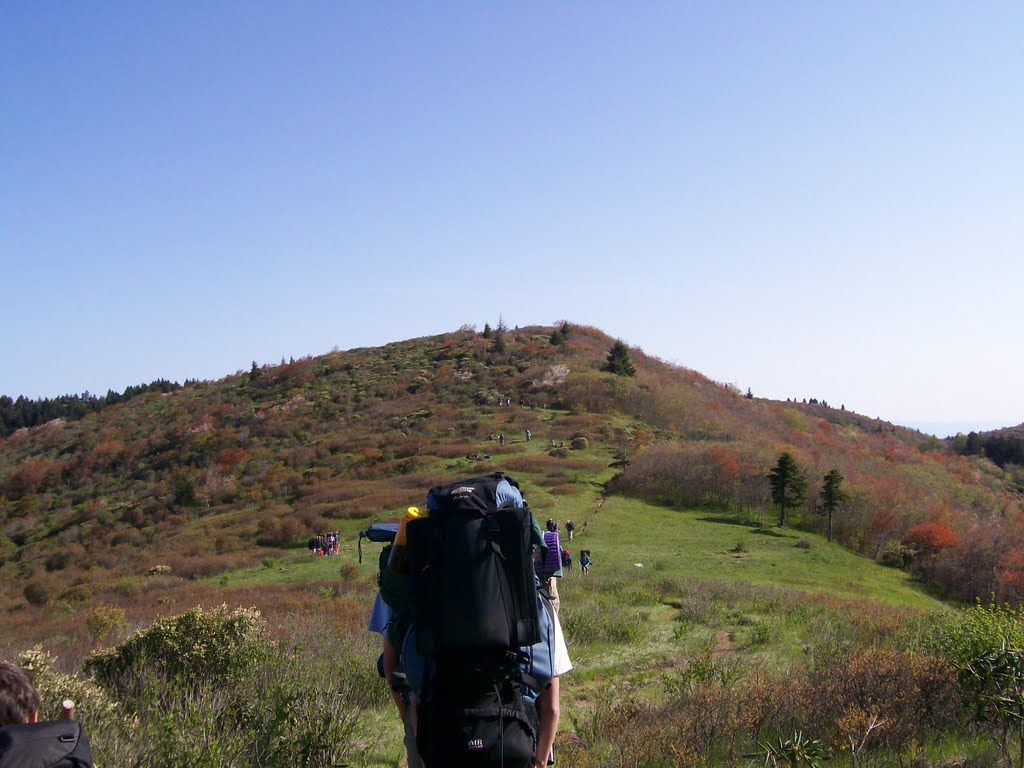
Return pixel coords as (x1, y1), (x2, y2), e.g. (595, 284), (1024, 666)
(85, 603), (128, 641)
(85, 604), (267, 693)
(16, 646), (121, 724)
(23, 581), (50, 606)
(72, 606), (384, 767)
(928, 603), (1024, 766)
(878, 540), (915, 569)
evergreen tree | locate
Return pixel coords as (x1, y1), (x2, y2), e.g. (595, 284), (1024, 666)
(605, 340), (636, 377)
(819, 469), (848, 543)
(249, 361), (262, 381)
(482, 323), (492, 339)
(492, 324), (506, 353)
(767, 452), (807, 528)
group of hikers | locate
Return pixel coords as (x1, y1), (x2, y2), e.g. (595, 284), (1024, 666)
(307, 531), (339, 556)
(542, 520), (591, 575)
(365, 472), (583, 767)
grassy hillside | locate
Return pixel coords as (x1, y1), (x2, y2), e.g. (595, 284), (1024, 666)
(2, 348), (1016, 765)
(0, 322), (1019, 648)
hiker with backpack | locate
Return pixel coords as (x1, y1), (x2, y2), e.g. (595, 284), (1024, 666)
(387, 473), (571, 768)
(536, 523), (564, 615)
(359, 519), (422, 766)
(0, 661), (94, 767)
(580, 549), (591, 575)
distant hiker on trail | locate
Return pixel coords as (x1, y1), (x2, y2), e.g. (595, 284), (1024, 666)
(0, 661), (95, 767)
(580, 549), (591, 575)
(563, 547), (572, 572)
(499, 433), (505, 446)
(525, 428), (532, 442)
(536, 526), (564, 615)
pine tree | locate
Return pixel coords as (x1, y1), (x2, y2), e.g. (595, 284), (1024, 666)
(820, 469), (848, 543)
(605, 340), (636, 377)
(482, 323), (492, 339)
(767, 452), (807, 528)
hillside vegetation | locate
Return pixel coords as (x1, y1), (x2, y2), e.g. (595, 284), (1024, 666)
(3, 323), (1024, 766)
(1, 323), (1019, 632)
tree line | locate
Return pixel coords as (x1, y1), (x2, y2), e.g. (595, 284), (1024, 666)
(0, 379), (191, 437)
(952, 431), (1024, 468)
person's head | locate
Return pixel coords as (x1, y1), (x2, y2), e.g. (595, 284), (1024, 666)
(0, 661), (41, 726)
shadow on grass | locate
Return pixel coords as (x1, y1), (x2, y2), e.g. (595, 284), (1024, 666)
(750, 528), (788, 538)
(697, 514), (763, 528)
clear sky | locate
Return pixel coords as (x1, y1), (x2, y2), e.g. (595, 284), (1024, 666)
(2, 2), (1021, 436)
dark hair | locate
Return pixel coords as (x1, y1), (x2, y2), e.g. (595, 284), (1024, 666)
(0, 661), (41, 726)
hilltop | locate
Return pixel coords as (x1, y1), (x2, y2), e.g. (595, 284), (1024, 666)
(0, 322), (1021, 646)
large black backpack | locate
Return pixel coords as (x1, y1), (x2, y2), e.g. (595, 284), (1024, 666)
(406, 472), (540, 655)
(406, 473), (541, 768)
(0, 720), (94, 768)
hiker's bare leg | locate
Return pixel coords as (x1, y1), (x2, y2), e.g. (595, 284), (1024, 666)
(403, 694), (422, 768)
(535, 677), (560, 765)
(382, 637), (405, 717)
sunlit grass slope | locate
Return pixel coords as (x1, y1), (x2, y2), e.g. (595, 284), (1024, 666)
(572, 496), (942, 609)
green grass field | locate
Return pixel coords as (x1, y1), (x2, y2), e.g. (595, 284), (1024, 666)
(208, 472), (955, 766)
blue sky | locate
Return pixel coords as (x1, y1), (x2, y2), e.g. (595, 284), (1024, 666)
(2, 2), (1021, 435)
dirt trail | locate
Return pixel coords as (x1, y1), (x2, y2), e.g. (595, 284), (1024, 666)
(712, 630), (735, 658)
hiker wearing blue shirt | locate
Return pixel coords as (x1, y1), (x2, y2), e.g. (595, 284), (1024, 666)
(408, 477), (570, 767)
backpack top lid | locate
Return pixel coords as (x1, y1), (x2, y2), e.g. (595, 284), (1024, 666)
(426, 472), (520, 515)
(0, 720), (94, 767)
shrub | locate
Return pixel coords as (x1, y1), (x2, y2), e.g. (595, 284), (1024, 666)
(256, 514), (305, 547)
(146, 564), (172, 576)
(77, 628), (381, 767)
(23, 581), (49, 606)
(878, 540), (915, 569)
(16, 646), (122, 727)
(338, 563), (359, 581)
(570, 436), (589, 450)
(85, 604), (268, 694)
(85, 603), (128, 641)
(927, 602), (1024, 765)
(801, 647), (961, 754)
